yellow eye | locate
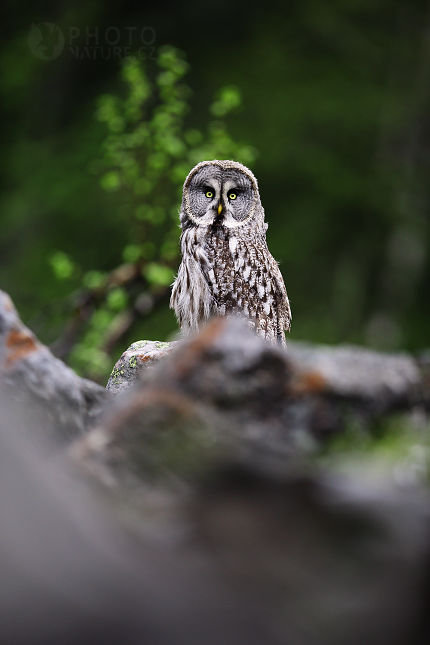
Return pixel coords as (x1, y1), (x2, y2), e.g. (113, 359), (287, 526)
(228, 192), (237, 200)
(205, 190), (214, 198)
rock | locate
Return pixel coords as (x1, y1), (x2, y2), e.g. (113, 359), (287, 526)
(3, 293), (430, 643)
(192, 463), (430, 645)
(105, 317), (425, 443)
(0, 391), (280, 645)
(107, 324), (422, 412)
(106, 339), (178, 394)
(78, 318), (297, 486)
(287, 341), (421, 413)
(10, 379), (430, 645)
(0, 289), (109, 441)
(73, 312), (430, 645)
(78, 316), (430, 502)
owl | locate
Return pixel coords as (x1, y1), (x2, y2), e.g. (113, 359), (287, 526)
(170, 160), (291, 347)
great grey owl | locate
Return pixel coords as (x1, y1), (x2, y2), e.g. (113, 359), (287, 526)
(170, 160), (291, 347)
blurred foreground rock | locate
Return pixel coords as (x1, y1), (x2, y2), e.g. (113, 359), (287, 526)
(3, 382), (430, 645)
(107, 317), (425, 439)
(0, 289), (108, 440)
(2, 288), (430, 644)
(0, 392), (275, 645)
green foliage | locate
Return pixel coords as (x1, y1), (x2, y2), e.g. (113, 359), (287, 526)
(106, 287), (128, 311)
(64, 46), (257, 380)
(210, 86), (242, 117)
(83, 271), (107, 290)
(49, 251), (75, 280)
(143, 263), (174, 288)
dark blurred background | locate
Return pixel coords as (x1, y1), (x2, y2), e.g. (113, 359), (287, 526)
(1, 0), (430, 381)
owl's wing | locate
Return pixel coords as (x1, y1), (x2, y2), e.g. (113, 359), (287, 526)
(261, 252), (290, 348)
(268, 254), (291, 332)
(170, 254), (215, 334)
(235, 238), (291, 347)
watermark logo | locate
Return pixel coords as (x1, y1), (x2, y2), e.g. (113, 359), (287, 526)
(28, 24), (155, 61)
(28, 23), (65, 60)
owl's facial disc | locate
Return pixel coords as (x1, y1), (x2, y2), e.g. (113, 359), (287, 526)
(220, 176), (255, 227)
(185, 163), (257, 228)
(184, 165), (222, 225)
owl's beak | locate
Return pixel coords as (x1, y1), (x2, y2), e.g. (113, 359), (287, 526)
(217, 203), (223, 215)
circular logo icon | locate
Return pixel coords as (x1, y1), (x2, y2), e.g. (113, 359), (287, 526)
(28, 23), (65, 60)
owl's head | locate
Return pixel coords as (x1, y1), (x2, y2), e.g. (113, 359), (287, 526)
(181, 160), (264, 230)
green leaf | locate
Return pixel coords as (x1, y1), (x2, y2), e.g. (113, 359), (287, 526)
(210, 85), (242, 116)
(107, 287), (128, 311)
(49, 251), (74, 280)
(100, 171), (121, 191)
(144, 262), (174, 286)
(83, 270), (107, 289)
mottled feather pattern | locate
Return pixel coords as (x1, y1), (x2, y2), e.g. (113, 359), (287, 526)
(170, 160), (291, 347)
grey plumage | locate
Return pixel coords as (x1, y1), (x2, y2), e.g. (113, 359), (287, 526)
(170, 160), (291, 347)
